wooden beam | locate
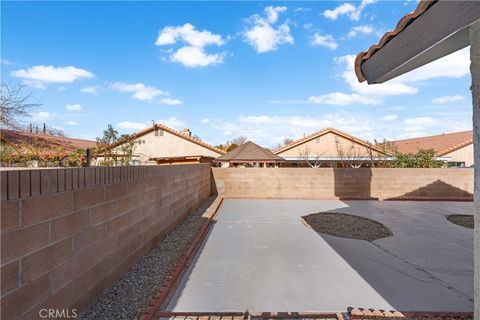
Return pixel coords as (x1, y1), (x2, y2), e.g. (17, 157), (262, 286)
(362, 0), (480, 84)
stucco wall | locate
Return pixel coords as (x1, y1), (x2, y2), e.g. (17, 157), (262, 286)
(113, 130), (222, 165)
(212, 168), (473, 200)
(0, 164), (211, 319)
(276, 132), (383, 158)
(445, 144), (474, 167)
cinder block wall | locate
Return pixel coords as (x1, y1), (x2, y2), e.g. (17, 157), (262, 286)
(0, 164), (210, 319)
(211, 168), (474, 200)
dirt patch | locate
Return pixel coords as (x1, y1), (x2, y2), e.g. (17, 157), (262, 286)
(447, 214), (474, 229)
(302, 212), (393, 241)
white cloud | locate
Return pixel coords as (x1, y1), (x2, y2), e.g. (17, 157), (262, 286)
(323, 0), (377, 21)
(11, 65), (94, 88)
(205, 112), (471, 147)
(403, 117), (438, 132)
(57, 86), (67, 91)
(272, 49), (468, 107)
(170, 46), (224, 68)
(81, 85), (101, 95)
(265, 6), (287, 23)
(243, 6), (293, 53)
(336, 55), (418, 97)
(117, 121), (148, 130)
(65, 103), (83, 111)
(380, 114), (397, 122)
(308, 92), (381, 105)
(158, 98), (182, 106)
(156, 23), (224, 47)
(311, 33), (338, 50)
(32, 111), (55, 121)
(207, 113), (377, 146)
(431, 95), (465, 105)
(324, 3), (356, 20)
(294, 7), (311, 13)
(1, 58), (14, 65)
(347, 25), (374, 38)
(201, 118), (210, 124)
(111, 82), (168, 101)
(157, 117), (185, 129)
(65, 121), (79, 126)
(155, 23), (226, 67)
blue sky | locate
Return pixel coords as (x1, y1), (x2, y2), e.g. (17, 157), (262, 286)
(1, 1), (472, 147)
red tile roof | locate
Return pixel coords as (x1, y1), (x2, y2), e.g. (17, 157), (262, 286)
(391, 130), (472, 156)
(354, 0), (437, 82)
(215, 141), (285, 163)
(1, 129), (96, 156)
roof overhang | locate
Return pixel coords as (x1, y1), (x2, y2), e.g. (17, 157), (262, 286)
(355, 0), (480, 84)
(283, 156), (395, 161)
(213, 159), (285, 163)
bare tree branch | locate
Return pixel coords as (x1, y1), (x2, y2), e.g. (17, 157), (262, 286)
(0, 82), (40, 129)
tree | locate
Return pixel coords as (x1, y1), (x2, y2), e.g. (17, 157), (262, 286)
(299, 147), (327, 168)
(231, 136), (247, 145)
(215, 136), (248, 152)
(95, 125), (139, 166)
(276, 137), (294, 149)
(0, 83), (40, 129)
(392, 149), (444, 168)
(226, 143), (238, 152)
(97, 124), (118, 145)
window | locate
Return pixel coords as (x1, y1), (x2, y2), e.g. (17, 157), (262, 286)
(334, 136), (339, 144)
(447, 161), (465, 168)
(315, 137), (320, 144)
(155, 129), (164, 137)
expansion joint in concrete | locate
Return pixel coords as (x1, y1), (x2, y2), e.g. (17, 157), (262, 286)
(370, 242), (473, 303)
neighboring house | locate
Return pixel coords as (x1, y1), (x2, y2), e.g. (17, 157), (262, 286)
(0, 129), (96, 167)
(97, 123), (225, 165)
(214, 141), (285, 167)
(391, 130), (473, 167)
(273, 127), (392, 168)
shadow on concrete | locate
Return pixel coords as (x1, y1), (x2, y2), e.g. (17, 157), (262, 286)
(307, 202), (474, 312)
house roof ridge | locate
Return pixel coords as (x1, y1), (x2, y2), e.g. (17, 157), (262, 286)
(273, 127), (390, 156)
(104, 123), (226, 155)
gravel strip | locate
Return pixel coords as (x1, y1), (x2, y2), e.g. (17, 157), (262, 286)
(81, 196), (219, 320)
(446, 214), (474, 229)
(302, 212), (393, 241)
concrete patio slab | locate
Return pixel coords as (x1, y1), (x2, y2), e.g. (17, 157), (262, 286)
(166, 199), (474, 312)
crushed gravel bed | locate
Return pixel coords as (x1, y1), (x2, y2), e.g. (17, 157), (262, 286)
(446, 214), (474, 229)
(302, 212), (393, 242)
(80, 196), (219, 320)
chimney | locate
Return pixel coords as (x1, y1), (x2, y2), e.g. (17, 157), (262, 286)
(180, 128), (192, 137)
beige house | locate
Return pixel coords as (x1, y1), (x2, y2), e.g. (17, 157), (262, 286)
(96, 123), (225, 165)
(274, 128), (391, 168)
(391, 130), (473, 167)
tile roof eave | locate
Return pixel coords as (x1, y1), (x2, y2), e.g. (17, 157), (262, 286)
(102, 124), (226, 155)
(273, 127), (392, 156)
(354, 0), (438, 82)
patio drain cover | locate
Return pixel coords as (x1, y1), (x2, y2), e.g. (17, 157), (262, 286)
(447, 214), (474, 229)
(302, 212), (393, 241)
